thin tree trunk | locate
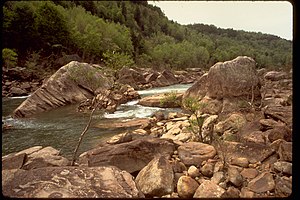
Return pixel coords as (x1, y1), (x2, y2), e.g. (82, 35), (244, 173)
(71, 104), (98, 166)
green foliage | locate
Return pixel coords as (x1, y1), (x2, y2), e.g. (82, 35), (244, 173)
(159, 91), (181, 107)
(2, 48), (18, 69)
(24, 51), (41, 71)
(102, 51), (134, 70)
(2, 1), (292, 72)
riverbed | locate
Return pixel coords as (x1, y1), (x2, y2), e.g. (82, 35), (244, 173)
(2, 84), (192, 159)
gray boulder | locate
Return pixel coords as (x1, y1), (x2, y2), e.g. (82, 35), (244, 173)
(13, 61), (112, 118)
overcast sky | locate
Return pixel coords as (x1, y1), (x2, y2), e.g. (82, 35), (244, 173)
(148, 1), (293, 41)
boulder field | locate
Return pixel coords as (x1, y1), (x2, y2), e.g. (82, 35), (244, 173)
(3, 56), (292, 198)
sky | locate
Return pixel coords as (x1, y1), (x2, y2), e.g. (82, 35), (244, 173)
(148, 1), (293, 41)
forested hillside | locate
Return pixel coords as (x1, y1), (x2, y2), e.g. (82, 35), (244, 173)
(2, 1), (292, 76)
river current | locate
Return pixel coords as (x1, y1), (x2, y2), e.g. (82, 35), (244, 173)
(2, 84), (192, 159)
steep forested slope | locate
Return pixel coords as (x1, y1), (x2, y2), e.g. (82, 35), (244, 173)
(2, 1), (292, 75)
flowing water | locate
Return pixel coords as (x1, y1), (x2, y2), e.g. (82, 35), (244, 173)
(2, 84), (192, 159)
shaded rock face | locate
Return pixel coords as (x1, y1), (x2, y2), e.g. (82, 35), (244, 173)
(82, 137), (175, 173)
(2, 166), (142, 198)
(13, 61), (112, 118)
(183, 56), (261, 112)
(135, 156), (174, 197)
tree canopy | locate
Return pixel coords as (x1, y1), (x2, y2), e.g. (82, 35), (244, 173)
(2, 1), (292, 72)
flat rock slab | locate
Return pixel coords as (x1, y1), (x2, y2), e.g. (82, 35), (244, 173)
(83, 137), (175, 173)
(214, 141), (275, 164)
(95, 118), (150, 129)
(2, 166), (142, 198)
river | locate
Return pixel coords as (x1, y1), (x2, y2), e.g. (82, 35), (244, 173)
(2, 84), (192, 159)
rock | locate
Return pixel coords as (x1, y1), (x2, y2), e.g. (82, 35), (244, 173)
(200, 162), (214, 177)
(240, 168), (259, 179)
(197, 96), (223, 114)
(247, 172), (275, 193)
(9, 87), (27, 96)
(193, 180), (226, 198)
(106, 132), (132, 144)
(264, 71), (287, 81)
(207, 56), (261, 99)
(22, 146), (70, 170)
(211, 171), (226, 184)
(152, 111), (165, 121)
(224, 186), (240, 198)
(177, 175), (199, 198)
(2, 166), (142, 198)
(95, 118), (150, 129)
(2, 153), (26, 170)
(274, 176), (292, 197)
(230, 157), (249, 168)
(178, 142), (217, 166)
(273, 161), (292, 175)
(278, 141), (292, 162)
(135, 156), (174, 197)
(183, 73), (208, 101)
(145, 72), (159, 83)
(227, 166), (243, 187)
(259, 118), (285, 130)
(215, 113), (247, 135)
(240, 187), (255, 198)
(54, 54), (82, 67)
(138, 93), (182, 108)
(187, 165), (200, 178)
(13, 61), (112, 118)
(241, 130), (266, 144)
(264, 105), (292, 128)
(117, 66), (146, 89)
(83, 137), (175, 173)
(172, 160), (187, 173)
(267, 125), (292, 142)
(20, 82), (31, 90)
(214, 141), (275, 164)
(161, 69), (178, 85)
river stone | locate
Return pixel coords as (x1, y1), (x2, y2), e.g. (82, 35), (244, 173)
(200, 162), (214, 177)
(248, 172), (275, 193)
(227, 166), (243, 187)
(135, 156), (174, 197)
(274, 176), (292, 197)
(193, 180), (226, 198)
(178, 142), (216, 166)
(177, 175), (199, 198)
(230, 157), (249, 168)
(13, 61), (112, 118)
(240, 168), (259, 179)
(278, 141), (292, 162)
(2, 166), (142, 198)
(187, 165), (200, 178)
(264, 71), (287, 81)
(273, 161), (292, 175)
(106, 132), (132, 144)
(84, 137), (175, 173)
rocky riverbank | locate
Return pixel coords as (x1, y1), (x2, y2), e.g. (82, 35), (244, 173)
(2, 56), (292, 198)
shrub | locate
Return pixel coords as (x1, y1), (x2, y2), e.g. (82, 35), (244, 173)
(2, 48), (18, 69)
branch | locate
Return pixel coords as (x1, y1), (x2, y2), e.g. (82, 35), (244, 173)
(71, 102), (98, 166)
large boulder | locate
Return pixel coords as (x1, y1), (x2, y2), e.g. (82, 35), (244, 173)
(135, 156), (174, 197)
(183, 56), (261, 109)
(13, 61), (112, 118)
(81, 137), (175, 173)
(2, 166), (142, 198)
